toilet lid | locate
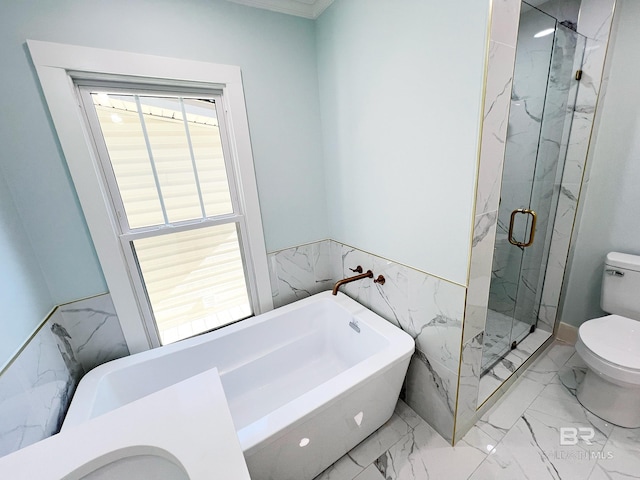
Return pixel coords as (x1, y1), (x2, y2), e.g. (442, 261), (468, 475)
(579, 315), (640, 370)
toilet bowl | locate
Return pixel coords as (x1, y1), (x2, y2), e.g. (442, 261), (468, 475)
(575, 315), (640, 428)
(575, 252), (640, 428)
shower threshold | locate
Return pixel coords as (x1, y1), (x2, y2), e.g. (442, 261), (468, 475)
(477, 328), (551, 405)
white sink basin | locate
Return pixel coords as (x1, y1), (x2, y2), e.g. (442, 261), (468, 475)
(75, 453), (188, 480)
(0, 368), (250, 480)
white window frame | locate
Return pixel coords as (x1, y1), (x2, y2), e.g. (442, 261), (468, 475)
(28, 40), (273, 353)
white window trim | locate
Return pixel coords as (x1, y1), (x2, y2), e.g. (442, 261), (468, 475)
(28, 40), (274, 353)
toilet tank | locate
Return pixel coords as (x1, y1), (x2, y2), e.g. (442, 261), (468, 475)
(601, 252), (640, 320)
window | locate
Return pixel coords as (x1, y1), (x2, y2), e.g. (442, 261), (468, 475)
(81, 87), (254, 345)
(29, 41), (273, 352)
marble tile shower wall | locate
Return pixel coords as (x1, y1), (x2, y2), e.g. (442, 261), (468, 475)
(0, 294), (128, 457)
(268, 239), (467, 442)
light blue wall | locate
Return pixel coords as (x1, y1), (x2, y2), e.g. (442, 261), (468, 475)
(0, 0), (328, 304)
(1, 0), (494, 364)
(0, 168), (53, 365)
(316, 0), (490, 285)
(560, 0), (640, 327)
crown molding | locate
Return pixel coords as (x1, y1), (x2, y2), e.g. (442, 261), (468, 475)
(225, 0), (334, 19)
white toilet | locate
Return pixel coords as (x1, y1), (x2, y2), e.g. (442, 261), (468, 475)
(575, 252), (640, 428)
(576, 252), (640, 428)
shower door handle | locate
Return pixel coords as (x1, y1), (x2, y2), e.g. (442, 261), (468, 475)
(508, 208), (537, 247)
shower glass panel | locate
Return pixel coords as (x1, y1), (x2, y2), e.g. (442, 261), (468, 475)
(481, 4), (586, 373)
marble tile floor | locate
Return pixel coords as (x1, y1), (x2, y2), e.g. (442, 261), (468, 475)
(314, 341), (640, 480)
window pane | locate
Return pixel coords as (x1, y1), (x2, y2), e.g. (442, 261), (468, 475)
(92, 94), (165, 228)
(139, 96), (204, 223)
(133, 223), (252, 344)
(183, 100), (233, 217)
(92, 93), (234, 229)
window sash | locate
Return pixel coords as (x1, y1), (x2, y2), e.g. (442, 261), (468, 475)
(77, 85), (242, 235)
(121, 219), (252, 344)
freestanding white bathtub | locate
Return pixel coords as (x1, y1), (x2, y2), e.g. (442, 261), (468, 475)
(63, 291), (415, 480)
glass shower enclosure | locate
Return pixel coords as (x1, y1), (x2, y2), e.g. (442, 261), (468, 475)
(481, 3), (587, 373)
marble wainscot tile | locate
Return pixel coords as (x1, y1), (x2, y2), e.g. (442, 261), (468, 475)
(366, 257), (410, 331)
(455, 332), (483, 435)
(55, 294), (129, 373)
(375, 422), (486, 480)
(475, 41), (515, 216)
(490, 0), (522, 48)
(404, 350), (457, 443)
(268, 241), (334, 308)
(0, 313), (78, 458)
(406, 268), (465, 372)
(339, 245), (414, 331)
(329, 239), (344, 281)
(0, 366), (31, 457)
(464, 210), (497, 344)
(313, 239), (335, 286)
(338, 245), (375, 310)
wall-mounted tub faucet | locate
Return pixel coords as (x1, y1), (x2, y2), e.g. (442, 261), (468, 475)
(332, 266), (386, 295)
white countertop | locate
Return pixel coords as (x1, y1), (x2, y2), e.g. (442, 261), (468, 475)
(0, 368), (250, 480)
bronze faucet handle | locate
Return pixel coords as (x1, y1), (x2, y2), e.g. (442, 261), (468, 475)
(349, 266), (364, 273)
(374, 275), (386, 285)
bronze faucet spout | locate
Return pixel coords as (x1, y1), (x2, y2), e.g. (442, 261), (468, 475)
(332, 270), (373, 295)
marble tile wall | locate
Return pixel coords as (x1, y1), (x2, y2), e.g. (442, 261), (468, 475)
(268, 239), (467, 443)
(54, 295), (130, 373)
(268, 240), (335, 309)
(0, 294), (127, 458)
(533, 0), (582, 31)
(460, 0), (616, 443)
